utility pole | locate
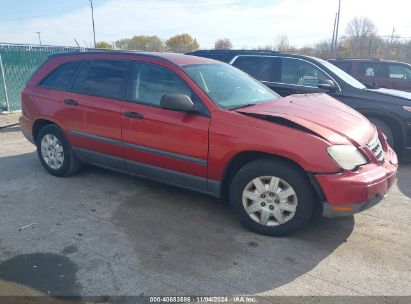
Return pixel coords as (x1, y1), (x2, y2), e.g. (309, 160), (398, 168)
(36, 31), (42, 45)
(390, 27), (395, 44)
(334, 0), (341, 57)
(89, 0), (96, 48)
(331, 12), (337, 56)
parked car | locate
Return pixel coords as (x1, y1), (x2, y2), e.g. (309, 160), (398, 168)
(187, 50), (411, 160)
(329, 58), (411, 92)
(20, 51), (398, 236)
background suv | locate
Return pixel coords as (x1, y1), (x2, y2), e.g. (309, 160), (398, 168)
(329, 58), (411, 92)
(188, 50), (411, 160)
(20, 51), (397, 236)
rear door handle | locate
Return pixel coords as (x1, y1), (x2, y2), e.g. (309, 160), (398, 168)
(64, 99), (79, 106)
(124, 111), (144, 119)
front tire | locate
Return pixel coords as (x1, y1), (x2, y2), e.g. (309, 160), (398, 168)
(368, 118), (394, 148)
(229, 159), (315, 236)
(36, 124), (81, 177)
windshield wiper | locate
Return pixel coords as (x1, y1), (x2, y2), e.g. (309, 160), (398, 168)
(227, 103), (257, 110)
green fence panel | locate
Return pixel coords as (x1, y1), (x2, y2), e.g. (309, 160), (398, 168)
(0, 43), (89, 111)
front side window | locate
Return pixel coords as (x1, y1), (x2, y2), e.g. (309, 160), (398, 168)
(280, 58), (331, 87)
(39, 60), (81, 90)
(315, 58), (366, 89)
(130, 63), (191, 106)
(183, 63), (279, 109)
(232, 56), (276, 81)
(389, 64), (411, 79)
(71, 60), (130, 100)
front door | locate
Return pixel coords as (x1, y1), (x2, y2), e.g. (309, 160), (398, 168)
(266, 57), (337, 97)
(121, 61), (211, 191)
(388, 63), (411, 92)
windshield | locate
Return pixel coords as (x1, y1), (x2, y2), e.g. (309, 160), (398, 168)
(183, 63), (280, 109)
(315, 58), (366, 89)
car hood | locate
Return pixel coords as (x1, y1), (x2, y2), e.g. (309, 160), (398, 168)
(365, 88), (411, 101)
(237, 93), (375, 146)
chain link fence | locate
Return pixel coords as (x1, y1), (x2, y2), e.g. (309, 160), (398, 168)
(0, 43), (89, 112)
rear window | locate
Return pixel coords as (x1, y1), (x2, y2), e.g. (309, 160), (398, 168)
(39, 61), (80, 90)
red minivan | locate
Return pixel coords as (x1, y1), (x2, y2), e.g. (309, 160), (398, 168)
(20, 51), (398, 236)
(329, 58), (411, 92)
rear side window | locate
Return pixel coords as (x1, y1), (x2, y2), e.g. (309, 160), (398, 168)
(333, 61), (352, 74)
(232, 56), (275, 81)
(130, 63), (191, 106)
(71, 60), (130, 100)
(358, 62), (386, 78)
(39, 61), (80, 90)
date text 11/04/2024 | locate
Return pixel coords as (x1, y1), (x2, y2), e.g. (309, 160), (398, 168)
(149, 296), (257, 302)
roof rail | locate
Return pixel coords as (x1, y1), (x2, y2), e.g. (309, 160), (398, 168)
(189, 49), (280, 54)
(332, 57), (381, 61)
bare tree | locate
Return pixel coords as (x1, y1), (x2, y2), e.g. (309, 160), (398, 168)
(346, 17), (377, 38)
(344, 17), (377, 57)
(214, 38), (233, 50)
(275, 35), (289, 52)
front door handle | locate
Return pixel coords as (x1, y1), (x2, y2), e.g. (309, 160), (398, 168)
(124, 111), (144, 119)
(64, 99), (79, 106)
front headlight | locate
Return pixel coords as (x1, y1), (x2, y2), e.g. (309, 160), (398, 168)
(327, 145), (367, 170)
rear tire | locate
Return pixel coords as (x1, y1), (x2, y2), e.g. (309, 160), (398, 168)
(36, 124), (82, 177)
(229, 159), (315, 236)
(368, 118), (394, 147)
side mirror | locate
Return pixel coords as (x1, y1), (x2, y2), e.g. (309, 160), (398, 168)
(160, 94), (196, 112)
(369, 82), (379, 89)
(318, 79), (337, 92)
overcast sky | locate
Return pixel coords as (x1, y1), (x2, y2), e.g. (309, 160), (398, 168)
(0, 0), (410, 48)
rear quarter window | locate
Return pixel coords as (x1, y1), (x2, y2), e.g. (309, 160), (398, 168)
(39, 60), (81, 90)
(333, 61), (352, 74)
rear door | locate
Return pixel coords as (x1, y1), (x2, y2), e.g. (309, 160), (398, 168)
(231, 55), (277, 82)
(356, 62), (388, 89)
(121, 61), (211, 191)
(63, 59), (131, 169)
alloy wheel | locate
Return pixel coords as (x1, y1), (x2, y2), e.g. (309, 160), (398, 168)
(40, 134), (64, 170)
(242, 176), (298, 226)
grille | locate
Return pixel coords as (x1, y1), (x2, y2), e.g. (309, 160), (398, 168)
(367, 132), (385, 163)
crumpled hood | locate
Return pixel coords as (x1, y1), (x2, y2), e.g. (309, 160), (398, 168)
(237, 93), (375, 146)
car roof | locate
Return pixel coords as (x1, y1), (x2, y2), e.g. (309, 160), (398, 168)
(49, 50), (218, 66)
(187, 49), (323, 62)
(329, 58), (410, 65)
(188, 49), (280, 55)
